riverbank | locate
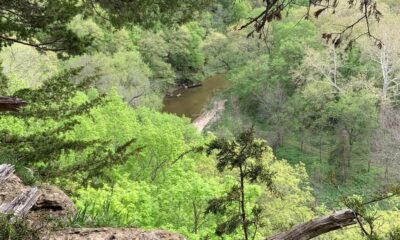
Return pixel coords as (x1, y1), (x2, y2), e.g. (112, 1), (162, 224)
(193, 99), (227, 132)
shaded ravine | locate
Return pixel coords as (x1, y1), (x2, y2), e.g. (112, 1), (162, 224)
(162, 75), (230, 121)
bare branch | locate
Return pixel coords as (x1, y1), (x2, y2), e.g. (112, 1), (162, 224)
(0, 35), (67, 52)
(241, 0), (382, 48)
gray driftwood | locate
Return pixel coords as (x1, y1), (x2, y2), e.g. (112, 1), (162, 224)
(267, 209), (357, 240)
(1, 164), (41, 217)
(0, 187), (41, 217)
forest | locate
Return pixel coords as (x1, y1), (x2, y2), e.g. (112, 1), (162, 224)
(1, 0), (400, 239)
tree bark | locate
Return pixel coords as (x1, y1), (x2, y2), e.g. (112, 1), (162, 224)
(0, 187), (40, 217)
(239, 165), (249, 240)
(266, 209), (357, 240)
(0, 96), (27, 112)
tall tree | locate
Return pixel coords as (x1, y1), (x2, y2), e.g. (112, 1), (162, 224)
(363, 16), (400, 179)
(0, 69), (139, 181)
(362, 16), (400, 107)
(205, 128), (274, 240)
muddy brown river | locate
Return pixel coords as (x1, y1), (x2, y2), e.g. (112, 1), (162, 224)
(162, 74), (230, 120)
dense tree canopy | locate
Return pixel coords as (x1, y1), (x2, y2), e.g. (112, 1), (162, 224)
(2, 0), (400, 239)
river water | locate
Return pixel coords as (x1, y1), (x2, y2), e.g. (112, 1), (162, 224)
(162, 75), (230, 120)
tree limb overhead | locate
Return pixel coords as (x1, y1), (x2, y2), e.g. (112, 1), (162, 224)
(243, 0), (382, 49)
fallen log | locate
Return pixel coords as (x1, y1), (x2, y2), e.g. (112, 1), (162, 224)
(187, 83), (202, 89)
(267, 209), (357, 240)
(0, 96), (27, 111)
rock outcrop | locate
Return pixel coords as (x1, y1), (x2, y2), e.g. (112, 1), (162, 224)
(47, 228), (186, 240)
(0, 164), (75, 222)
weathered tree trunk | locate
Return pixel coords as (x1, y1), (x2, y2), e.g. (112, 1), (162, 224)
(266, 209), (356, 240)
(0, 187), (40, 217)
(0, 96), (27, 111)
(192, 202), (199, 234)
(319, 133), (323, 163)
(300, 135), (305, 152)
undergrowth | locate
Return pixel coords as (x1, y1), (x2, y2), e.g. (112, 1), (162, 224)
(0, 154), (37, 186)
(0, 214), (40, 240)
(57, 192), (135, 229)
(275, 143), (383, 208)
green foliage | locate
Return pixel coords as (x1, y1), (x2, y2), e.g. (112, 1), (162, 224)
(211, 7), (386, 210)
(73, 127), (318, 239)
(0, 69), (139, 181)
(209, 0), (252, 30)
(165, 22), (206, 82)
(326, 91), (379, 138)
(66, 50), (160, 108)
(202, 29), (268, 75)
(220, 19), (317, 120)
(388, 227), (400, 240)
(205, 128), (274, 239)
(67, 189), (135, 228)
(65, 15), (211, 107)
(71, 113), (221, 238)
(0, 44), (59, 93)
(274, 142), (382, 208)
(2, 1), (400, 240)
(139, 31), (176, 88)
(339, 193), (400, 240)
(68, 16), (135, 54)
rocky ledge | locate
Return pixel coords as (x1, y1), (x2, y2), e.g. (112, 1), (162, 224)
(0, 164), (186, 240)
